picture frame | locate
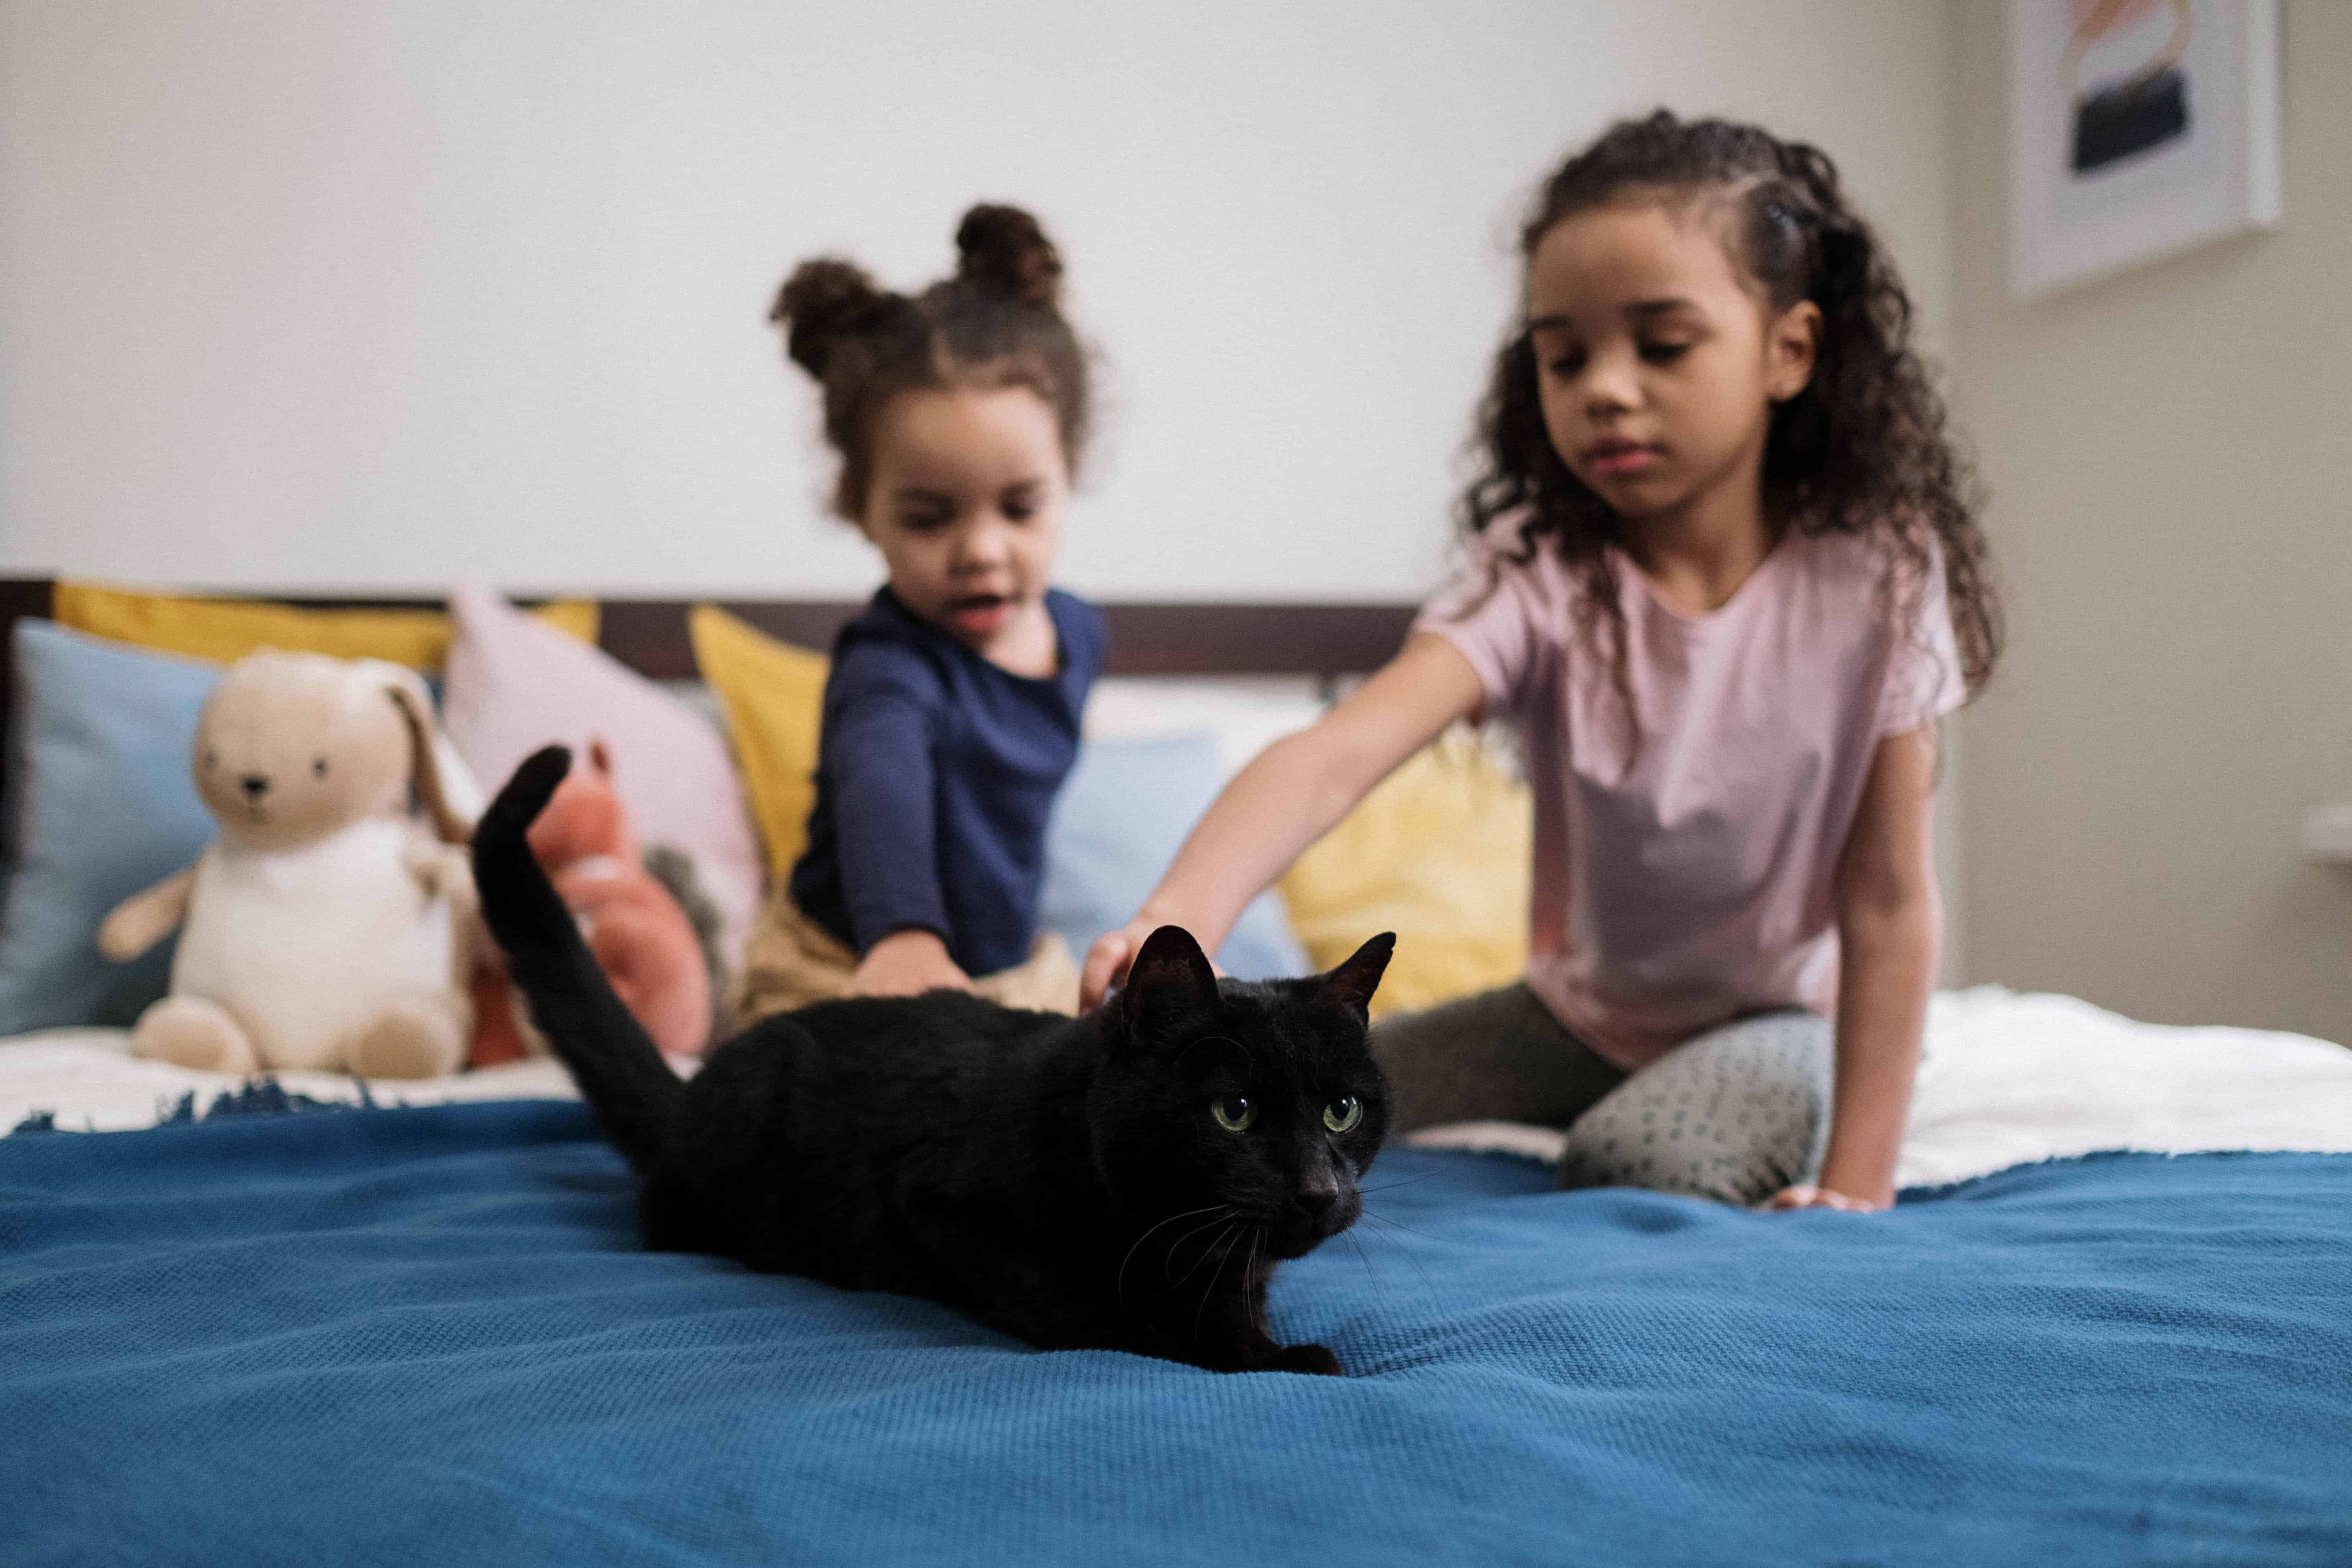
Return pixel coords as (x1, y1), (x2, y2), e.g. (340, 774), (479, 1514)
(2009, 0), (2282, 300)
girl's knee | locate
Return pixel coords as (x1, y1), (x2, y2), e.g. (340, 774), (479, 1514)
(1556, 1012), (1832, 1207)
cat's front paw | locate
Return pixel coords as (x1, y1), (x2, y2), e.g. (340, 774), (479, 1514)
(1259, 1341), (1342, 1376)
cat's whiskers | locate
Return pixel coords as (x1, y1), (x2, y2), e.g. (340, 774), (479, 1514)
(1236, 1227), (1268, 1340)
(1357, 1171), (1443, 1197)
(1358, 1208), (1443, 1244)
(1355, 1211), (1439, 1290)
(1192, 1223), (1252, 1340)
(1114, 1203), (1230, 1304)
(1161, 1211), (1244, 1287)
(1169, 1218), (1242, 1292)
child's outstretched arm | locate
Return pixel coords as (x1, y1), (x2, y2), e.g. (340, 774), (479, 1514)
(1079, 633), (1483, 1007)
(1774, 726), (1942, 1211)
(828, 661), (974, 1000)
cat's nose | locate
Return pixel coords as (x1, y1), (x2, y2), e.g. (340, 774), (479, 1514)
(1297, 1183), (1339, 1228)
(240, 774), (271, 800)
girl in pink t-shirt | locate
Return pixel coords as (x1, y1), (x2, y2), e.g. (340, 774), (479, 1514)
(1084, 111), (2001, 1212)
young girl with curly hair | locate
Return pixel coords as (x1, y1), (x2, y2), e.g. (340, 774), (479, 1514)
(1084, 112), (2001, 1211)
(739, 204), (1103, 1018)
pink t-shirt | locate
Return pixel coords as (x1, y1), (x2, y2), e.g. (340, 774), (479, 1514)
(1417, 519), (1965, 1070)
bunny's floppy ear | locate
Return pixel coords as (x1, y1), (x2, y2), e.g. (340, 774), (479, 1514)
(377, 670), (473, 845)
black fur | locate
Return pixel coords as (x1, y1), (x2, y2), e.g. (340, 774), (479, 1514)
(475, 746), (1395, 1375)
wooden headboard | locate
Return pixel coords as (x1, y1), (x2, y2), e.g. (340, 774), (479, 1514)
(0, 578), (1415, 746)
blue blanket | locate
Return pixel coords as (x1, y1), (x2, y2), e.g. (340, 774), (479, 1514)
(3, 1102), (2347, 1565)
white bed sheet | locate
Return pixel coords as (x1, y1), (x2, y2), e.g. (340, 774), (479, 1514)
(1409, 985), (2352, 1188)
(6, 988), (2350, 1191)
(0, 1030), (582, 1133)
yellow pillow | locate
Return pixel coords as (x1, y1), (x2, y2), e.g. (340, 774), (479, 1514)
(688, 604), (831, 881)
(54, 581), (598, 668)
(1278, 732), (1532, 1019)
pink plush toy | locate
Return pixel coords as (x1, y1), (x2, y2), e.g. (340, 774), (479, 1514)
(470, 741), (711, 1064)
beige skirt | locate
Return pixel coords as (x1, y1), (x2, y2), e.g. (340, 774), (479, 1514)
(732, 894), (1081, 1023)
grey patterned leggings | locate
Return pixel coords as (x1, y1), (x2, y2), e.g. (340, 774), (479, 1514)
(1370, 984), (1833, 1207)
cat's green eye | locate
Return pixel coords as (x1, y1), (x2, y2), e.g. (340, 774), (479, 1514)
(1211, 1096), (1255, 1133)
(1323, 1098), (1363, 1135)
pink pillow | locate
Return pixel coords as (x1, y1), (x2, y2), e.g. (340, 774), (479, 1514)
(442, 582), (763, 970)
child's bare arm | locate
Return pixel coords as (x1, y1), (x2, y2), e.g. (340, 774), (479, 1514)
(1787, 726), (1941, 1211)
(1079, 633), (1483, 1007)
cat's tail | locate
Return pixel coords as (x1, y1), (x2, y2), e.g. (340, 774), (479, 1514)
(473, 745), (681, 1172)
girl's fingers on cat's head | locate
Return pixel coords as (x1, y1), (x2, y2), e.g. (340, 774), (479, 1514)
(1079, 931), (1133, 1010)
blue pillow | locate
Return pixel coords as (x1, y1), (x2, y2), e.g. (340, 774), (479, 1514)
(1041, 733), (1309, 982)
(0, 622), (220, 1033)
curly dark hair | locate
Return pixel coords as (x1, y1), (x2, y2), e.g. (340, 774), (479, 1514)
(1461, 111), (2000, 735)
(769, 204), (1090, 520)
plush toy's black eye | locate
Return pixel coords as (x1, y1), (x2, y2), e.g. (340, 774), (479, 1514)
(202, 749), (218, 771)
(311, 757), (328, 779)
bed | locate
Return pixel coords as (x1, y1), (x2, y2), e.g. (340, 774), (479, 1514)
(3, 582), (2350, 1565)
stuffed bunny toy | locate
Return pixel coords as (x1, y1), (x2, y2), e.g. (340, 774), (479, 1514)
(97, 650), (479, 1079)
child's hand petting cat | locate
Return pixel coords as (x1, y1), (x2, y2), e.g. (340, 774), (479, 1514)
(1764, 1185), (1886, 1213)
(1081, 917), (1228, 1010)
(848, 929), (974, 998)
(1079, 923), (1148, 1010)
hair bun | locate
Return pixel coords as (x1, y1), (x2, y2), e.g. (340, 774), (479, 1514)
(769, 258), (892, 378)
(954, 204), (1062, 309)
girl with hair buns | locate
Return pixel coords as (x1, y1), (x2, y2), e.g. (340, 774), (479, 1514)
(1083, 112), (2002, 1214)
(739, 204), (1104, 1018)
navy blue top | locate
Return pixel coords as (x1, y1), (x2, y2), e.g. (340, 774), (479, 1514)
(788, 587), (1107, 977)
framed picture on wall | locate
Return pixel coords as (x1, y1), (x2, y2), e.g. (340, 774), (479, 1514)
(2009, 0), (2281, 299)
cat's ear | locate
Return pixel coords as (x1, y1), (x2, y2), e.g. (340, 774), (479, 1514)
(1315, 933), (1395, 1024)
(1120, 925), (1219, 1039)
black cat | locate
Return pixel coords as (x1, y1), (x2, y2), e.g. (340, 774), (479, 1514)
(473, 746), (1395, 1375)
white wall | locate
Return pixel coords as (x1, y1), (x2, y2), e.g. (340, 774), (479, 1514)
(1947, 0), (2352, 1041)
(0, 0), (1954, 603)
